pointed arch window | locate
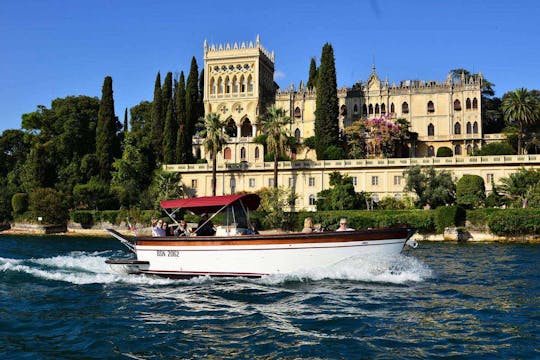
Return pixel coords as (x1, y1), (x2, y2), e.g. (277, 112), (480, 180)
(390, 103), (395, 113)
(247, 75), (253, 92)
(466, 144), (472, 155)
(217, 77), (223, 94)
(340, 105), (347, 116)
(454, 99), (462, 111)
(466, 122), (472, 134)
(294, 128), (301, 140)
(294, 107), (301, 118)
(232, 76), (238, 93)
(240, 75), (246, 92)
(454, 122), (461, 135)
(240, 147), (246, 160)
(309, 194), (316, 206)
(223, 147), (231, 160)
(254, 146), (260, 159)
(225, 76), (231, 94)
(427, 101), (435, 113)
(428, 123), (435, 136)
(466, 98), (472, 110)
(454, 144), (462, 155)
(210, 78), (215, 94)
(362, 104), (368, 116)
(375, 104), (380, 114)
(368, 104), (374, 115)
(225, 118), (237, 137)
(381, 103), (386, 115)
(353, 104), (358, 114)
(473, 121), (478, 134)
(472, 98), (478, 109)
(428, 146), (435, 157)
(240, 118), (252, 137)
(402, 102), (409, 114)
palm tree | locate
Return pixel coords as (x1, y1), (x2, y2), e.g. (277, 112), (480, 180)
(502, 88), (538, 155)
(259, 106), (292, 188)
(199, 112), (227, 196)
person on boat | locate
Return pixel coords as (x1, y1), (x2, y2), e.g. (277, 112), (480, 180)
(151, 218), (166, 237)
(195, 213), (216, 236)
(174, 219), (191, 236)
(302, 217), (315, 233)
(162, 221), (173, 236)
(336, 218), (355, 232)
(243, 221), (259, 235)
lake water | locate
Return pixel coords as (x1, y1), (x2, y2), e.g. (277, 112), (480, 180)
(0, 235), (538, 359)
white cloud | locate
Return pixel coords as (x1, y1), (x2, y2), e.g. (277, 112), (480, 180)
(274, 70), (286, 80)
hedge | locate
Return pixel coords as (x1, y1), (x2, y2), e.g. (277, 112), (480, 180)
(11, 193), (28, 215)
(487, 209), (540, 236)
(434, 206), (466, 233)
(465, 208), (504, 231)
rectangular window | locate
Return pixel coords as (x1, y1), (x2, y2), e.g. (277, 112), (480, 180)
(352, 176), (358, 186)
(249, 178), (255, 188)
(308, 177), (315, 187)
(487, 173), (494, 184)
(191, 179), (198, 188)
(371, 176), (379, 186)
(268, 178), (274, 187)
(289, 177), (296, 187)
(394, 175), (402, 186)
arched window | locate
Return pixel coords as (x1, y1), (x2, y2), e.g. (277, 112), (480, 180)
(225, 76), (231, 94)
(473, 121), (478, 134)
(240, 118), (252, 137)
(291, 148), (297, 160)
(196, 147), (201, 159)
(466, 98), (472, 110)
(294, 107), (301, 118)
(390, 103), (395, 113)
(454, 99), (462, 111)
(428, 146), (435, 157)
(454, 122), (461, 135)
(428, 123), (435, 136)
(217, 77), (223, 94)
(368, 104), (373, 114)
(402, 102), (409, 114)
(340, 105), (347, 116)
(472, 97), (478, 109)
(247, 75), (253, 92)
(454, 144), (462, 155)
(223, 147), (231, 160)
(473, 143), (479, 152)
(466, 122), (472, 134)
(466, 144), (472, 155)
(381, 103), (386, 115)
(240, 147), (246, 160)
(353, 104), (358, 114)
(210, 78), (215, 94)
(309, 194), (316, 206)
(294, 128), (301, 140)
(240, 75), (246, 92)
(362, 104), (368, 116)
(254, 147), (260, 159)
(232, 76), (238, 93)
(225, 118), (237, 137)
(375, 104), (380, 114)
(427, 101), (435, 113)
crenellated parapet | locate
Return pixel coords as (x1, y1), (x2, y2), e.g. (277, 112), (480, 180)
(204, 35), (275, 63)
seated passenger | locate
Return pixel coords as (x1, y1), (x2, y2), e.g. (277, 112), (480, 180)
(195, 213), (216, 236)
(302, 217), (315, 233)
(243, 222), (259, 235)
(151, 218), (166, 237)
(174, 219), (191, 236)
(336, 218), (355, 232)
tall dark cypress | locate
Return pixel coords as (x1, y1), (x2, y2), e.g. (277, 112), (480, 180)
(96, 76), (117, 179)
(185, 57), (199, 163)
(150, 72), (163, 162)
(307, 57), (318, 90)
(163, 102), (175, 164)
(123, 107), (128, 132)
(198, 68), (205, 120)
(314, 43), (339, 160)
(161, 72), (173, 123)
(175, 72), (187, 163)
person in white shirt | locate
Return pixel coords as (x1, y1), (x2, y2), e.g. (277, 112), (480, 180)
(336, 218), (355, 232)
(151, 218), (166, 237)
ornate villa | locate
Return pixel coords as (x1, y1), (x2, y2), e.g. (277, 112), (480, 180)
(166, 37), (538, 209)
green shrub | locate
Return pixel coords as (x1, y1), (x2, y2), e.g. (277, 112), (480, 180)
(473, 142), (515, 156)
(434, 206), (466, 233)
(28, 188), (69, 225)
(11, 193), (28, 215)
(456, 174), (486, 209)
(488, 209), (540, 236)
(465, 208), (503, 231)
(70, 211), (94, 228)
(323, 145), (346, 160)
(436, 146), (453, 157)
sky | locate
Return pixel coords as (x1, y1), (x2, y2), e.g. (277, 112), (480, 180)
(1, 0), (539, 133)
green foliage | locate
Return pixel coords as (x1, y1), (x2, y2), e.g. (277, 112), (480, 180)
(502, 88), (539, 154)
(323, 145), (345, 160)
(499, 167), (540, 208)
(0, 179), (16, 222)
(73, 177), (117, 210)
(488, 209), (540, 236)
(185, 57), (200, 163)
(404, 165), (456, 209)
(434, 206), (466, 233)
(456, 174), (486, 209)
(436, 146), (453, 157)
(465, 208), (503, 231)
(175, 72), (187, 163)
(306, 57), (318, 90)
(315, 43), (339, 159)
(150, 72), (163, 162)
(163, 102), (176, 164)
(259, 106), (292, 187)
(377, 196), (408, 210)
(199, 112), (228, 195)
(257, 187), (296, 229)
(11, 193), (28, 215)
(96, 76), (118, 180)
(316, 172), (366, 211)
(473, 142), (516, 156)
(28, 188), (69, 225)
(70, 211), (94, 228)
(149, 170), (183, 209)
(303, 136), (316, 149)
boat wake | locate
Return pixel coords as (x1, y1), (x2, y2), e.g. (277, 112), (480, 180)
(0, 252), (431, 286)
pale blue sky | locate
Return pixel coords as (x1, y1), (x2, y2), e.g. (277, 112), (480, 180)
(1, 0), (539, 132)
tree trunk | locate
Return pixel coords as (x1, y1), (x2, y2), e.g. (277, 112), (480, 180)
(518, 122), (523, 155)
(212, 157), (217, 196)
(273, 152), (278, 188)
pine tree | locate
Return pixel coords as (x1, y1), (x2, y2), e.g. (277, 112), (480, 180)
(95, 76), (117, 179)
(163, 102), (176, 164)
(314, 43), (339, 160)
(307, 57), (318, 90)
(175, 72), (187, 163)
(185, 57), (199, 163)
(150, 72), (163, 162)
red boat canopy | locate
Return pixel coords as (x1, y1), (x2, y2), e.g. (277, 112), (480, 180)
(160, 194), (261, 215)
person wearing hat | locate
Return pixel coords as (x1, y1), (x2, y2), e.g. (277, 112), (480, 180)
(195, 213), (215, 236)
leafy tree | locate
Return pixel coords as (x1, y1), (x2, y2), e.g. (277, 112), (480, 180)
(11, 193), (28, 216)
(185, 57), (200, 163)
(502, 88), (539, 154)
(175, 72), (187, 163)
(73, 177), (113, 210)
(95, 76), (118, 180)
(130, 101), (153, 146)
(149, 170), (183, 209)
(150, 72), (163, 162)
(314, 43), (339, 160)
(316, 172), (366, 211)
(257, 187), (296, 229)
(437, 146), (453, 157)
(199, 113), (228, 196)
(0, 129), (29, 177)
(28, 187), (69, 224)
(473, 141), (516, 156)
(307, 57), (317, 90)
(259, 106), (292, 188)
(403, 165), (456, 209)
(499, 167), (540, 208)
(456, 174), (486, 209)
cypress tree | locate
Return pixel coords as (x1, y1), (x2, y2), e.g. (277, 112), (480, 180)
(163, 102), (176, 164)
(314, 43), (339, 160)
(307, 57), (318, 90)
(161, 72), (173, 123)
(150, 72), (163, 162)
(95, 76), (116, 179)
(198, 68), (205, 120)
(185, 57), (199, 163)
(175, 72), (187, 163)
(123, 107), (128, 132)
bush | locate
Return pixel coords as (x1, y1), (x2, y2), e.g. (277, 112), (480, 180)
(488, 209), (540, 236)
(434, 206), (466, 233)
(456, 174), (486, 209)
(70, 211), (94, 228)
(465, 208), (503, 231)
(28, 188), (69, 225)
(11, 193), (28, 215)
(473, 142), (515, 156)
(324, 145), (345, 160)
(436, 146), (453, 157)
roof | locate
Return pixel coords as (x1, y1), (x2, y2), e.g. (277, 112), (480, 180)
(160, 194), (261, 215)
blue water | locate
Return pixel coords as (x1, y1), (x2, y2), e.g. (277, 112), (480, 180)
(0, 235), (538, 359)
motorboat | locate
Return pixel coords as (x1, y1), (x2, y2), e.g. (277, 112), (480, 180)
(105, 194), (416, 278)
